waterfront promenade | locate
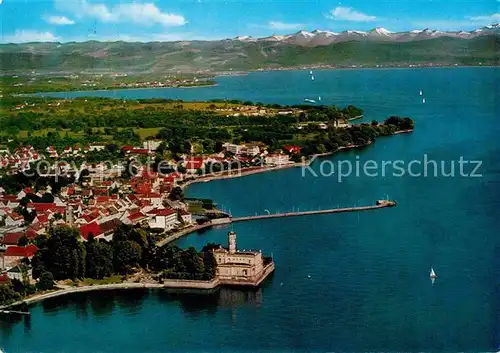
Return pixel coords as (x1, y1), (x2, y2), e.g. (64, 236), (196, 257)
(156, 200), (396, 247)
(231, 201), (396, 223)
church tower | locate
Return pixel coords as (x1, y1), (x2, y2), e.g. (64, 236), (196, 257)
(65, 205), (74, 227)
(228, 231), (237, 254)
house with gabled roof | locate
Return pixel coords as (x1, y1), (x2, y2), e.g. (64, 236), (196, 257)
(147, 208), (178, 230)
(5, 212), (24, 227)
(79, 222), (103, 241)
(4, 245), (38, 261)
(0, 232), (24, 246)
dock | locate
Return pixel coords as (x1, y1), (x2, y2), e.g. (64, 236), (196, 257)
(0, 309), (30, 315)
(156, 200), (396, 247)
(231, 200), (396, 223)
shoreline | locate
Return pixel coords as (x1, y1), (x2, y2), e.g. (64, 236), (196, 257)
(18, 66), (498, 97)
(29, 82), (218, 97)
(179, 139), (385, 190)
(0, 130), (410, 310)
(0, 263), (276, 310)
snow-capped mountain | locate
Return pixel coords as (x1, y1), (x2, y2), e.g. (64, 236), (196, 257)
(368, 27), (392, 37)
(232, 24), (499, 46)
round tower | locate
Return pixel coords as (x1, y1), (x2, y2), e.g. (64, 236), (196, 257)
(228, 231), (237, 254)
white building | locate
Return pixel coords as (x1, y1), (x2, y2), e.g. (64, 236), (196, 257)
(264, 154), (290, 166)
(179, 210), (192, 224)
(147, 208), (178, 230)
(143, 140), (163, 151)
(223, 143), (260, 156)
(223, 143), (242, 155)
(212, 231), (271, 284)
(89, 145), (106, 152)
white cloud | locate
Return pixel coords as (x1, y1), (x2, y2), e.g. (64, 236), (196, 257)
(44, 15), (75, 25)
(2, 30), (60, 43)
(57, 0), (186, 27)
(327, 7), (376, 22)
(268, 21), (303, 30)
(468, 13), (500, 23)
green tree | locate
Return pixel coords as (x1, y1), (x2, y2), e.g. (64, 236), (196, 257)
(37, 271), (54, 290)
(85, 240), (113, 279)
(0, 284), (21, 306)
(32, 225), (86, 280)
(113, 241), (142, 274)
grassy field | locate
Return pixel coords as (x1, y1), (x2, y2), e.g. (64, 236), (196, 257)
(15, 127), (160, 140)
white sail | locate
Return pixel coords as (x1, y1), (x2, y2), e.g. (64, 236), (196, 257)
(430, 267), (437, 278)
(419, 90), (423, 96)
(422, 98), (426, 104)
(311, 76), (315, 81)
(309, 70), (313, 75)
(318, 96), (322, 101)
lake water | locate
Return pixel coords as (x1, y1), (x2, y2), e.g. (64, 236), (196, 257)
(4, 67), (499, 352)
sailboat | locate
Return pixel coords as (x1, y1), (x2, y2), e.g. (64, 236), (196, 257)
(318, 96), (322, 101)
(419, 90), (423, 96)
(422, 97), (426, 104)
(309, 70), (313, 75)
(430, 267), (437, 284)
(311, 75), (315, 81)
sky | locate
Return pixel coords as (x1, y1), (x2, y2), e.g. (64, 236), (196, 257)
(0, 0), (499, 43)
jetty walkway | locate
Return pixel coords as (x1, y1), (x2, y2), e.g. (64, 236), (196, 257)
(231, 200), (396, 223)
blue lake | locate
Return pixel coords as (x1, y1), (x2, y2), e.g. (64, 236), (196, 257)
(3, 67), (499, 352)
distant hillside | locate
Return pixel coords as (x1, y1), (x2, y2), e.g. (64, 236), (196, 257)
(1, 35), (498, 73)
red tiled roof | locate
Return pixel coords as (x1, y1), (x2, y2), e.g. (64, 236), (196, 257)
(82, 214), (97, 222)
(130, 148), (150, 155)
(7, 212), (23, 221)
(147, 208), (176, 216)
(96, 196), (111, 203)
(0, 273), (8, 283)
(93, 189), (108, 195)
(29, 222), (44, 232)
(80, 222), (103, 240)
(25, 229), (38, 240)
(5, 245), (38, 258)
(121, 145), (134, 151)
(1, 195), (18, 201)
(128, 211), (146, 221)
(283, 145), (302, 153)
(28, 203), (57, 212)
(99, 218), (122, 234)
(1, 232), (24, 245)
(35, 214), (49, 223)
(185, 158), (204, 170)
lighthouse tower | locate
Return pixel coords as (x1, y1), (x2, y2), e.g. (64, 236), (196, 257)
(228, 231), (237, 254)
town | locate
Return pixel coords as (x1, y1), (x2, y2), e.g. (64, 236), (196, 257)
(0, 139), (303, 287)
(0, 96), (413, 307)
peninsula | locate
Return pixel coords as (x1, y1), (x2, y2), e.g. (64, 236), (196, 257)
(0, 96), (413, 308)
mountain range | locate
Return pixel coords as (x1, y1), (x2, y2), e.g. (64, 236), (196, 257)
(233, 24), (500, 46)
(0, 25), (498, 73)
